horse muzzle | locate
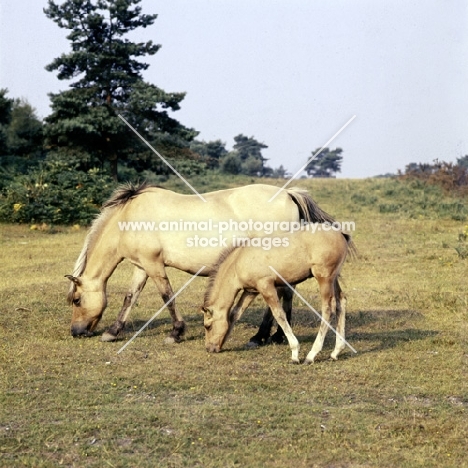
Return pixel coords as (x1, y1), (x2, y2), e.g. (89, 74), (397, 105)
(71, 322), (94, 337)
(206, 343), (221, 353)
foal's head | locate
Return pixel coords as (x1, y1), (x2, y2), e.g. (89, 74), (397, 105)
(201, 305), (231, 353)
(66, 276), (107, 337)
(201, 245), (241, 352)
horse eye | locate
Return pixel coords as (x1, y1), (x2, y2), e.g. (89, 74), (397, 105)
(73, 297), (81, 306)
(204, 324), (212, 331)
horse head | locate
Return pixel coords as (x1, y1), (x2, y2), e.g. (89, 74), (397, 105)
(201, 305), (231, 353)
(66, 275), (107, 337)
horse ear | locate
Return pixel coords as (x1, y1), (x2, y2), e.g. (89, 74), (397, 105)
(65, 275), (82, 286)
(201, 306), (213, 318)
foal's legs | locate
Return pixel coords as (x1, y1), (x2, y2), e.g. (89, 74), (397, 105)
(248, 286), (294, 346)
(330, 280), (347, 361)
(304, 276), (335, 364)
(101, 266), (148, 342)
(229, 290), (259, 324)
(256, 278), (300, 363)
(270, 286), (293, 344)
(225, 290), (259, 344)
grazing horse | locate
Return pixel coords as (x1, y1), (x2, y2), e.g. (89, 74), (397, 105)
(202, 229), (352, 363)
(66, 182), (335, 343)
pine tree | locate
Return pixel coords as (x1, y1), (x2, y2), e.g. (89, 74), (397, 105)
(306, 147), (343, 178)
(190, 139), (228, 169)
(0, 89), (13, 155)
(43, 0), (197, 181)
(7, 99), (43, 158)
(232, 134), (268, 176)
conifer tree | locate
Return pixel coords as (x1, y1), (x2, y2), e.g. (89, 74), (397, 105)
(232, 134), (268, 176)
(43, 0), (196, 180)
(0, 89), (13, 155)
(306, 147), (343, 178)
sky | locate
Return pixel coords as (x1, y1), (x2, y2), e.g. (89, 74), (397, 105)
(1, 0), (467, 178)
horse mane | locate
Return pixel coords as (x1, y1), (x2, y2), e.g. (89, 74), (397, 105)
(102, 180), (161, 209)
(67, 181), (160, 303)
(203, 245), (240, 307)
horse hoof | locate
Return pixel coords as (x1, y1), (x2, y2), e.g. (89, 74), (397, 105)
(101, 332), (118, 342)
(269, 335), (285, 345)
(303, 358), (314, 365)
(164, 336), (177, 345)
(245, 341), (260, 349)
(291, 358), (300, 365)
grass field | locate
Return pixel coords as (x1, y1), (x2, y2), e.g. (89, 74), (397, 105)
(0, 177), (467, 467)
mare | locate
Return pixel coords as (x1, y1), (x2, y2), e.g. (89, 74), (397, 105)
(66, 182), (335, 343)
(202, 229), (352, 363)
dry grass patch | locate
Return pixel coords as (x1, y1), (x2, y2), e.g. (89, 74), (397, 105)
(1, 178), (467, 467)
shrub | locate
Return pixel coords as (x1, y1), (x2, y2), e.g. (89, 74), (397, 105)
(399, 160), (468, 196)
(379, 203), (401, 213)
(453, 225), (468, 259)
(0, 154), (114, 225)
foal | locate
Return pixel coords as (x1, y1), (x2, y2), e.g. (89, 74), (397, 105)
(202, 229), (351, 364)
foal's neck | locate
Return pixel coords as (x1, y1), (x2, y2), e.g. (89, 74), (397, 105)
(208, 255), (241, 311)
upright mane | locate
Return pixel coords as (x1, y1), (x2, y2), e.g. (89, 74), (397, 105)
(102, 181), (160, 209)
(67, 181), (159, 303)
(203, 245), (240, 307)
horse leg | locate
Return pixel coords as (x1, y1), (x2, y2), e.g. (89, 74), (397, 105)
(330, 280), (347, 361)
(269, 286), (294, 344)
(229, 290), (258, 324)
(248, 306), (275, 347)
(101, 266), (148, 342)
(144, 263), (186, 344)
(249, 286), (294, 346)
(225, 290), (258, 345)
(304, 276), (335, 364)
(257, 278), (300, 363)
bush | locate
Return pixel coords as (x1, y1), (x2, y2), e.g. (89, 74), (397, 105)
(0, 154), (114, 225)
(379, 203), (401, 213)
(399, 160), (468, 196)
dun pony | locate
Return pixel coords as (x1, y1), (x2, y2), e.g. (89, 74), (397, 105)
(202, 228), (352, 363)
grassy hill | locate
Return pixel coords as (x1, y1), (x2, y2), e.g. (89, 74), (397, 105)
(161, 174), (468, 221)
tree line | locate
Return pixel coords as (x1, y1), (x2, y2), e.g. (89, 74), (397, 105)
(0, 0), (344, 224)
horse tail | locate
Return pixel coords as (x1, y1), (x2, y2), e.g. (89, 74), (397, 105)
(286, 187), (358, 260)
(334, 276), (343, 296)
(286, 187), (335, 224)
(342, 232), (358, 261)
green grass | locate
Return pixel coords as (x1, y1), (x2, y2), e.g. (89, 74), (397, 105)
(1, 177), (467, 467)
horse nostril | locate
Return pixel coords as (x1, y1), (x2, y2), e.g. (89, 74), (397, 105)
(206, 343), (220, 353)
(71, 323), (91, 337)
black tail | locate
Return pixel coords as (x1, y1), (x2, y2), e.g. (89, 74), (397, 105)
(287, 188), (358, 260)
(286, 188), (335, 224)
(342, 232), (358, 261)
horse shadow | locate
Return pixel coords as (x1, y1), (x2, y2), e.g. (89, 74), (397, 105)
(96, 314), (204, 342)
(96, 307), (439, 357)
(230, 308), (439, 357)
